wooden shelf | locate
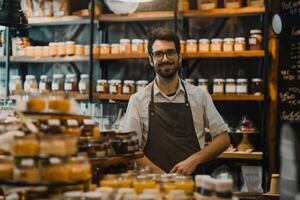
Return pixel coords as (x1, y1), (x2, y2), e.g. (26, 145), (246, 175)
(89, 152), (144, 167)
(10, 56), (89, 63)
(212, 94), (264, 101)
(182, 6), (265, 18)
(28, 15), (94, 26)
(94, 53), (148, 60)
(182, 51), (264, 58)
(218, 151), (263, 160)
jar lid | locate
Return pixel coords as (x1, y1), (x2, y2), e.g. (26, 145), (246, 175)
(120, 39), (130, 43)
(66, 74), (76, 78)
(195, 175), (211, 187)
(136, 80), (149, 84)
(40, 75), (48, 79)
(57, 42), (66, 45)
(251, 78), (262, 82)
(138, 193), (156, 200)
(53, 74), (64, 79)
(124, 80), (135, 84)
(49, 157), (62, 164)
(84, 45), (90, 48)
(213, 78), (225, 82)
(97, 79), (108, 83)
(20, 158), (35, 167)
(250, 29), (262, 34)
(75, 44), (83, 47)
(49, 42), (58, 46)
(211, 38), (223, 43)
(199, 38), (210, 43)
(96, 187), (113, 194)
(80, 74), (89, 79)
(180, 40), (186, 44)
(34, 46), (42, 50)
(235, 37), (246, 42)
(63, 191), (83, 198)
(93, 44), (100, 47)
(11, 75), (21, 79)
(198, 78), (208, 82)
(175, 175), (192, 181)
(236, 78), (248, 83)
(272, 173), (280, 178)
(84, 192), (103, 199)
(67, 119), (79, 126)
(66, 41), (75, 44)
(111, 43), (120, 47)
(118, 188), (135, 194)
(25, 75), (35, 79)
(43, 46), (49, 50)
(225, 78), (235, 82)
(100, 43), (110, 47)
(186, 39), (197, 43)
(132, 39), (143, 43)
(224, 38), (234, 42)
(109, 79), (122, 84)
(144, 39), (148, 43)
(214, 179), (233, 192)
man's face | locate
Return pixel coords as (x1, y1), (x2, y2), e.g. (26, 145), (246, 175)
(149, 40), (181, 80)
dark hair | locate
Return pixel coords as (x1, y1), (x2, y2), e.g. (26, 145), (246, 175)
(147, 27), (180, 55)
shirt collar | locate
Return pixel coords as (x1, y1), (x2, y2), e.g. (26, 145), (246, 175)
(153, 77), (185, 97)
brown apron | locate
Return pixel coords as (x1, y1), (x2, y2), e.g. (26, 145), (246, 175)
(144, 80), (205, 174)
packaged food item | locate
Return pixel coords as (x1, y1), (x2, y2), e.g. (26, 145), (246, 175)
(14, 135), (39, 156)
(86, 139), (107, 158)
(213, 79), (225, 94)
(14, 158), (40, 182)
(84, 45), (90, 56)
(24, 75), (38, 93)
(52, 74), (64, 92)
(224, 0), (242, 8)
(100, 43), (110, 55)
(63, 191), (83, 200)
(111, 44), (120, 54)
(96, 79), (109, 93)
(211, 39), (223, 52)
(136, 80), (149, 92)
(109, 80), (122, 94)
(197, 0), (217, 10)
(223, 38), (234, 52)
(39, 75), (51, 93)
(186, 39), (198, 53)
(195, 175), (214, 199)
(93, 44), (100, 55)
(225, 78), (236, 94)
(53, 0), (69, 17)
(68, 157), (91, 181)
(174, 176), (194, 195)
(42, 46), (50, 57)
(178, 0), (190, 12)
(234, 37), (246, 51)
(9, 75), (23, 95)
(33, 46), (43, 57)
(214, 179), (233, 200)
(75, 44), (84, 56)
(49, 42), (58, 57)
(65, 119), (81, 137)
(27, 97), (46, 111)
(48, 98), (70, 113)
(81, 119), (99, 138)
(251, 78), (263, 95)
(41, 157), (68, 182)
(40, 135), (67, 156)
(120, 39), (131, 54)
(66, 41), (76, 56)
(236, 79), (248, 94)
(247, 0), (264, 7)
(58, 42), (66, 57)
(65, 74), (78, 92)
(198, 79), (209, 91)
(100, 174), (120, 188)
(249, 29), (263, 50)
(123, 80), (136, 94)
(132, 39), (144, 54)
(161, 174), (176, 194)
(44, 0), (53, 17)
(199, 39), (210, 52)
(32, 0), (44, 17)
(133, 175), (156, 194)
(180, 40), (186, 54)
(79, 74), (89, 94)
(0, 156), (13, 180)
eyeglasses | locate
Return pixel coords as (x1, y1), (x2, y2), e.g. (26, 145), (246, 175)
(151, 49), (178, 60)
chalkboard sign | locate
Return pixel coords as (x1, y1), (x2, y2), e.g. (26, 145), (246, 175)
(278, 0), (300, 125)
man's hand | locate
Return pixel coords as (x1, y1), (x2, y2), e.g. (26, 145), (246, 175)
(169, 153), (199, 175)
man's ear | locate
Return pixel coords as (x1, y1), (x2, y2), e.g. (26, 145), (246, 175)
(149, 56), (154, 67)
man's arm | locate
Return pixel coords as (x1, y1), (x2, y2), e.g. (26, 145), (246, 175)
(136, 156), (165, 174)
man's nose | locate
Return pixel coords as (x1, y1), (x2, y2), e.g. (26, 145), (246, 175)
(161, 53), (169, 61)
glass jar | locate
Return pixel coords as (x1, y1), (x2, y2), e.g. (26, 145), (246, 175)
(65, 119), (81, 137)
(109, 80), (122, 94)
(120, 39), (131, 54)
(195, 175), (214, 199)
(57, 42), (66, 57)
(42, 46), (50, 57)
(225, 79), (236, 94)
(100, 174), (120, 188)
(39, 75), (51, 93)
(84, 45), (90, 56)
(224, 0), (242, 8)
(223, 38), (234, 52)
(64, 74), (78, 92)
(40, 135), (67, 157)
(26, 46), (34, 57)
(186, 39), (198, 53)
(34, 46), (43, 57)
(197, 0), (217, 10)
(185, 78), (195, 85)
(198, 79), (209, 91)
(236, 79), (248, 94)
(133, 175), (156, 194)
(27, 97), (46, 112)
(75, 44), (84, 56)
(214, 179), (233, 200)
(0, 156), (13, 180)
(251, 78), (263, 95)
(9, 75), (23, 95)
(132, 39), (144, 54)
(111, 43), (120, 54)
(96, 79), (109, 93)
(144, 40), (148, 53)
(49, 42), (58, 57)
(79, 74), (89, 94)
(234, 37), (246, 51)
(178, 0), (190, 12)
(249, 29), (263, 50)
(211, 38), (223, 52)
(161, 174), (176, 194)
(100, 43), (110, 55)
(123, 80), (136, 94)
(93, 44), (100, 55)
(247, 0), (264, 7)
(199, 39), (210, 52)
(66, 41), (76, 56)
(41, 157), (68, 182)
(180, 40), (186, 54)
(87, 139), (107, 158)
(14, 135), (39, 156)
(68, 157), (91, 181)
(136, 80), (149, 92)
(81, 119), (99, 138)
(52, 74), (64, 92)
(120, 173), (134, 187)
(174, 176), (195, 195)
(14, 157), (40, 182)
(213, 79), (225, 94)
(24, 75), (38, 93)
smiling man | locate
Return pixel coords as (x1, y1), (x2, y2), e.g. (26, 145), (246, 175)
(123, 27), (230, 175)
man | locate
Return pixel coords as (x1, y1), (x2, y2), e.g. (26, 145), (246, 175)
(123, 27), (230, 175)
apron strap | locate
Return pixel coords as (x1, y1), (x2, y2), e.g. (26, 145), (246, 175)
(150, 83), (155, 116)
(180, 79), (190, 106)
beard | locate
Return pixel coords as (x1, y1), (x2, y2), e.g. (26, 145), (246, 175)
(154, 60), (179, 79)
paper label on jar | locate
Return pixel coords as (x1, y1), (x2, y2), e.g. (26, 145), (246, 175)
(48, 119), (60, 126)
(83, 119), (95, 125)
(21, 159), (34, 167)
(213, 85), (224, 93)
(123, 86), (130, 94)
(79, 82), (86, 90)
(65, 83), (72, 90)
(226, 85), (236, 93)
(120, 45), (126, 53)
(49, 157), (61, 164)
(52, 83), (59, 90)
(236, 85), (248, 93)
(67, 119), (78, 126)
(249, 38), (257, 45)
(110, 85), (117, 93)
(39, 82), (46, 90)
(132, 45), (138, 53)
(97, 85), (104, 92)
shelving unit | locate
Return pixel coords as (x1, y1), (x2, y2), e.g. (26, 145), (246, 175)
(218, 151), (263, 160)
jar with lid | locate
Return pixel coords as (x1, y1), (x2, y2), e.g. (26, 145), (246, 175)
(211, 38), (223, 52)
(93, 44), (100, 55)
(161, 174), (176, 194)
(14, 157), (40, 182)
(234, 37), (246, 51)
(39, 75), (51, 93)
(24, 75), (38, 93)
(75, 44), (84, 56)
(214, 179), (233, 200)
(64, 119), (81, 137)
(68, 156), (91, 181)
(64, 74), (78, 93)
(57, 42), (66, 57)
(34, 46), (43, 57)
(186, 39), (198, 53)
(136, 80), (149, 92)
(123, 80), (136, 94)
(100, 43), (110, 55)
(185, 78), (195, 85)
(52, 74), (64, 92)
(84, 45), (90, 56)
(199, 39), (210, 52)
(178, 0), (190, 12)
(247, 0), (264, 7)
(225, 79), (236, 94)
(111, 43), (120, 54)
(120, 173), (134, 187)
(87, 139), (107, 158)
(120, 39), (131, 54)
(66, 41), (75, 56)
(109, 80), (122, 94)
(198, 79), (209, 91)
(49, 42), (58, 57)
(0, 156), (13, 180)
(96, 79), (109, 93)
(249, 29), (263, 50)
(41, 157), (68, 182)
(195, 175), (214, 199)
(81, 119), (99, 138)
(9, 75), (22, 95)
(251, 78), (263, 95)
(197, 0), (217, 10)
(100, 174), (120, 188)
(213, 79), (225, 94)
(79, 74), (89, 94)
(236, 79), (248, 94)
(132, 39), (144, 54)
(133, 175), (156, 194)
(144, 40), (148, 53)
(14, 135), (39, 156)
(223, 38), (234, 52)
(180, 40), (186, 53)
(40, 135), (67, 156)
(42, 46), (50, 57)
(174, 176), (195, 195)
(224, 0), (242, 8)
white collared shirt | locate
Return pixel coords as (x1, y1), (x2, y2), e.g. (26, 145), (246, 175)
(123, 79), (229, 149)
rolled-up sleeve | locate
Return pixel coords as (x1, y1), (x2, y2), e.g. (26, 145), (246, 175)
(203, 91), (229, 138)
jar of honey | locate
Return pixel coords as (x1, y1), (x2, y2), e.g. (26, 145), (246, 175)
(96, 79), (109, 94)
(136, 80), (149, 92)
(100, 43), (110, 55)
(79, 74), (89, 94)
(64, 74), (78, 93)
(39, 75), (51, 93)
(131, 39), (144, 54)
(133, 175), (156, 194)
(174, 176), (195, 195)
(123, 80), (136, 94)
(65, 119), (81, 137)
(66, 41), (76, 56)
(52, 74), (64, 92)
(199, 39), (210, 52)
(111, 44), (120, 54)
(120, 39), (131, 54)
(186, 39), (198, 53)
(9, 75), (23, 95)
(109, 80), (122, 94)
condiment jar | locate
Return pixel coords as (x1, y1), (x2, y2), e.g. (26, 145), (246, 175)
(42, 46), (50, 57)
(214, 179), (233, 200)
(63, 191), (83, 200)
(49, 42), (58, 57)
(39, 75), (51, 93)
(223, 38), (234, 52)
(249, 29), (263, 50)
(198, 0), (217, 10)
(66, 41), (75, 56)
(247, 0), (264, 7)
(111, 44), (120, 54)
(180, 40), (186, 54)
(75, 44), (84, 56)
(57, 42), (66, 57)
(79, 74), (89, 94)
(64, 74), (78, 92)
(14, 157), (40, 182)
(213, 79), (225, 94)
(198, 78), (209, 91)
(211, 38), (223, 52)
(120, 39), (131, 54)
(96, 79), (109, 93)
(131, 39), (144, 54)
(178, 0), (190, 12)
(199, 39), (210, 52)
(9, 75), (23, 95)
(144, 40), (148, 53)
(109, 80), (122, 94)
(100, 43), (110, 55)
(225, 79), (236, 94)
(123, 80), (136, 94)
(81, 119), (97, 137)
(133, 175), (156, 194)
(186, 39), (198, 53)
(34, 46), (42, 57)
(0, 156), (13, 180)
(52, 74), (64, 92)
(84, 45), (90, 56)
(251, 78), (263, 95)
(234, 37), (246, 51)
(68, 157), (91, 181)
(24, 75), (38, 93)
(93, 44), (100, 55)
(174, 176), (195, 195)
(195, 176), (214, 199)
(236, 78), (248, 94)
(65, 119), (81, 137)
(136, 80), (149, 92)
(224, 0), (242, 8)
